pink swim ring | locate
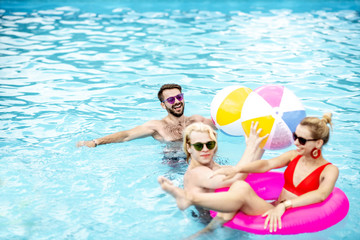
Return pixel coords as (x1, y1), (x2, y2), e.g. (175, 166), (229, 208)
(210, 171), (349, 235)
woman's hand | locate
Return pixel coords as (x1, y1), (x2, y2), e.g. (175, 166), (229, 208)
(246, 121), (268, 148)
(262, 203), (286, 233)
(210, 166), (239, 181)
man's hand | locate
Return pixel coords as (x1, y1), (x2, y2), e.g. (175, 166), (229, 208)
(76, 140), (97, 148)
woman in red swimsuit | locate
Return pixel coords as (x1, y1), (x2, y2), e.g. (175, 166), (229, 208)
(158, 113), (338, 233)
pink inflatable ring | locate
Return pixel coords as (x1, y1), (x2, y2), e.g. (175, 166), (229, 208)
(210, 171), (349, 235)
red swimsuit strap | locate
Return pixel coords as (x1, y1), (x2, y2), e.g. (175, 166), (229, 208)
(284, 155), (301, 183)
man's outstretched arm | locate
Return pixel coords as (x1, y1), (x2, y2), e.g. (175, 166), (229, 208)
(76, 121), (157, 148)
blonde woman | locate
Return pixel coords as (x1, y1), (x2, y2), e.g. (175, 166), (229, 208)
(158, 121), (266, 232)
(159, 113), (338, 234)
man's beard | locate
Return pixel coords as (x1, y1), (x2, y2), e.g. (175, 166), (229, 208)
(167, 102), (184, 117)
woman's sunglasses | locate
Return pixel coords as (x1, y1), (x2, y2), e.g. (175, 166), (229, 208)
(162, 93), (184, 104)
(191, 141), (216, 151)
(292, 132), (318, 145)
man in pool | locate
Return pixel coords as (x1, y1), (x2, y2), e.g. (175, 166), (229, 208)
(76, 83), (215, 148)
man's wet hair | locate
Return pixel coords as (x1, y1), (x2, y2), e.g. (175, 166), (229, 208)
(158, 84), (182, 102)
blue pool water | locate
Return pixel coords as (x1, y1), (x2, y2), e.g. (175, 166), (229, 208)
(1, 0), (360, 239)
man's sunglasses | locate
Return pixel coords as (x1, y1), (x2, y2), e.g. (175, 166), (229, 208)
(191, 141), (216, 151)
(292, 132), (318, 145)
(162, 93), (184, 104)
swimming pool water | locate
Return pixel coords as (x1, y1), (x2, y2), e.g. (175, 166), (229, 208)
(1, 0), (360, 239)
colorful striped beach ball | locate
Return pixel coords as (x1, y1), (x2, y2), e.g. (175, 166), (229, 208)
(211, 85), (306, 150)
(241, 85), (306, 150)
(210, 85), (252, 136)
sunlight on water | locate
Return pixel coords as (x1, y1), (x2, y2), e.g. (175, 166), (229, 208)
(0, 0), (360, 239)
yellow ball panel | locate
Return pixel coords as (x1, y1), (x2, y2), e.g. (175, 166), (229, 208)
(216, 87), (252, 126)
(241, 116), (275, 149)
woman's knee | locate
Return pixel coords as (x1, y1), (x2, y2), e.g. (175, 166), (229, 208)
(230, 180), (252, 194)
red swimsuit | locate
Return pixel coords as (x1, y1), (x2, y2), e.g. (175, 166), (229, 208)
(283, 155), (332, 196)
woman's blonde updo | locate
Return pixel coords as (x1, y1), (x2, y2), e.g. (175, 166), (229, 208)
(300, 112), (333, 146)
(183, 122), (218, 163)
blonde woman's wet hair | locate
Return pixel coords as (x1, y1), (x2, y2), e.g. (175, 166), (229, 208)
(300, 112), (333, 145)
(183, 122), (217, 163)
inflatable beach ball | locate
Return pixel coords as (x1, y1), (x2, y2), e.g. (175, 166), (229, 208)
(211, 85), (306, 150)
(241, 85), (306, 150)
(211, 86), (252, 136)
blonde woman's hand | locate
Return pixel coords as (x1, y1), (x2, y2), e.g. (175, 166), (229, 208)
(246, 121), (269, 148)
